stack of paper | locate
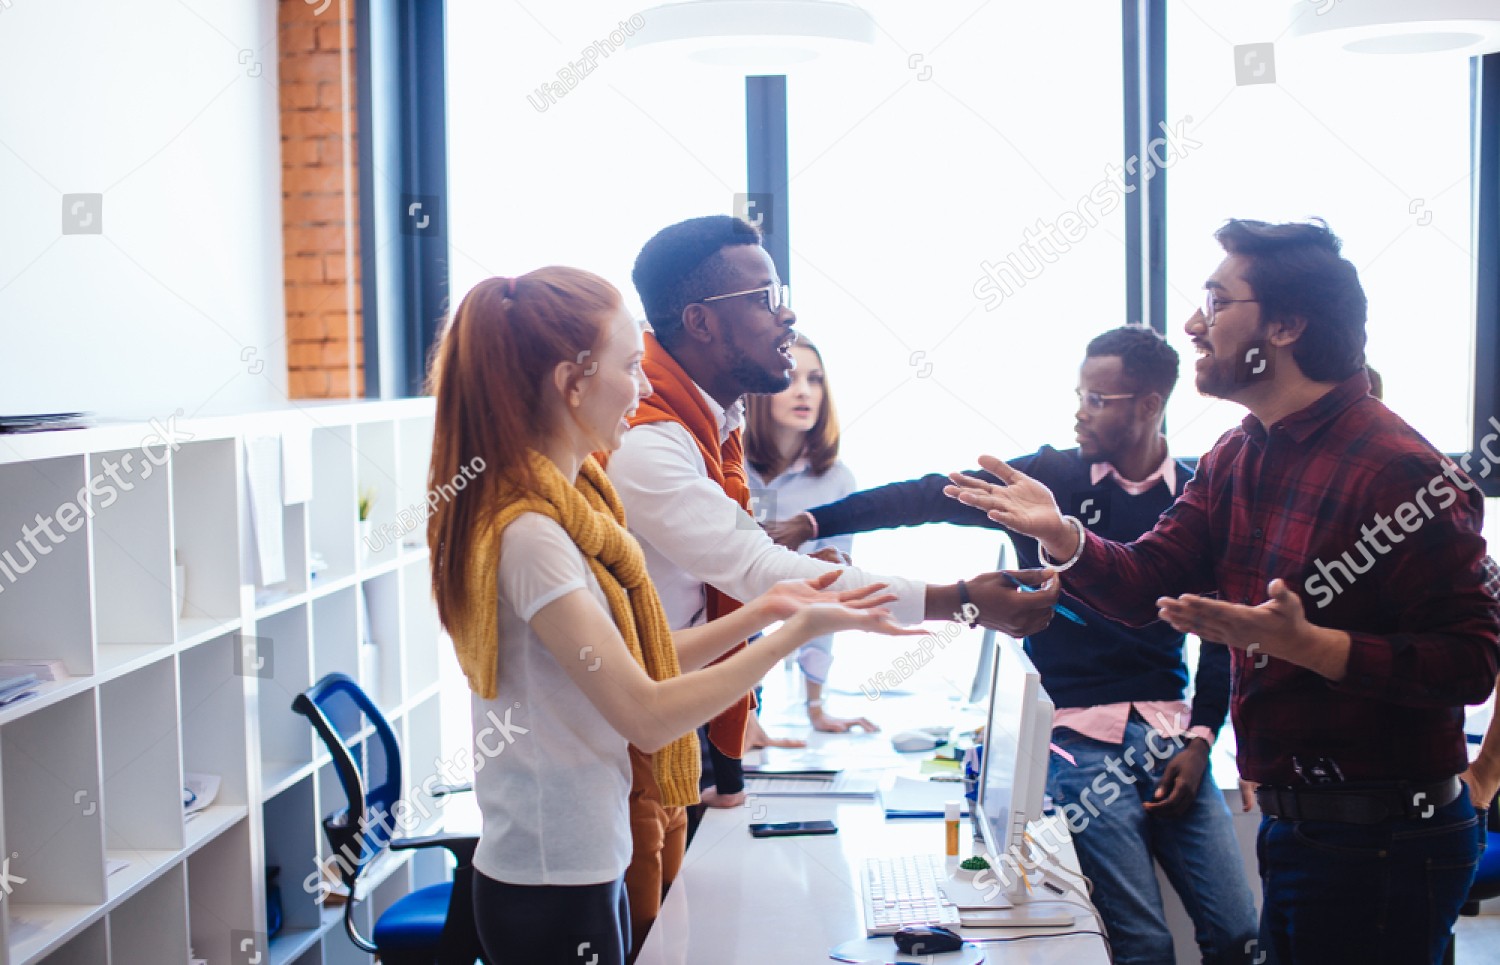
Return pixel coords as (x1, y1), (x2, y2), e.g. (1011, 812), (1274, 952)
(0, 659), (67, 682)
(0, 412), (94, 433)
(0, 674), (39, 706)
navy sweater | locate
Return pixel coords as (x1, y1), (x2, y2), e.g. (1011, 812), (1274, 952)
(810, 445), (1229, 735)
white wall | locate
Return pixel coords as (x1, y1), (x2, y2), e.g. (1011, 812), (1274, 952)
(0, 0), (288, 421)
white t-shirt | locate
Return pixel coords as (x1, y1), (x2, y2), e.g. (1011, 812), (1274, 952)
(470, 512), (633, 886)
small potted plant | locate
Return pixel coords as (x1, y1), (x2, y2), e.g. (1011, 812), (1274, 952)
(359, 487), (378, 562)
(956, 854), (991, 882)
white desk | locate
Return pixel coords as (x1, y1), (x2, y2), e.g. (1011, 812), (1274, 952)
(635, 704), (1110, 964)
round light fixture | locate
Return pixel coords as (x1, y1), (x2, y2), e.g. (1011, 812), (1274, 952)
(623, 0), (878, 71)
(1286, 0), (1500, 56)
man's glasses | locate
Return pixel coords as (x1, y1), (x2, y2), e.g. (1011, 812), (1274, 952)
(700, 283), (791, 315)
(1203, 291), (1257, 325)
(1075, 388), (1136, 412)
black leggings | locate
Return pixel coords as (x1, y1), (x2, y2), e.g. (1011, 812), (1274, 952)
(473, 870), (630, 965)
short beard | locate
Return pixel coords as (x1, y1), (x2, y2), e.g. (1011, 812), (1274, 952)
(1195, 355), (1241, 401)
(726, 328), (790, 395)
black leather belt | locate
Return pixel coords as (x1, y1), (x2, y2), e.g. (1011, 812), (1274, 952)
(1256, 775), (1463, 825)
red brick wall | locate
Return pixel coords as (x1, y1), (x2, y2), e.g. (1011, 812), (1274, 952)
(279, 0), (363, 398)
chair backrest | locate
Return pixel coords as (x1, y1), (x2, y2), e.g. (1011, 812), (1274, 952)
(292, 673), (403, 887)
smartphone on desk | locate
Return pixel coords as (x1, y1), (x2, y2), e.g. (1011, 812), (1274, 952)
(748, 820), (838, 838)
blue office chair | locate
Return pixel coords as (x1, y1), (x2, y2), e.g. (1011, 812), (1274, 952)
(292, 672), (485, 964)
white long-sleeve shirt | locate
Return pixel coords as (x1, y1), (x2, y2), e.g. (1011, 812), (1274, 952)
(606, 386), (926, 631)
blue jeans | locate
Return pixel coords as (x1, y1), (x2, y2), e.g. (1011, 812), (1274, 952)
(1048, 720), (1260, 965)
(1256, 782), (1483, 965)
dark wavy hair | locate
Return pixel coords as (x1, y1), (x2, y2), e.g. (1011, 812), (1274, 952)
(1214, 219), (1367, 382)
(632, 215), (763, 349)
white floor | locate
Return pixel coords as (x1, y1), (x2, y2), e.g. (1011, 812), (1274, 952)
(1455, 915), (1500, 964)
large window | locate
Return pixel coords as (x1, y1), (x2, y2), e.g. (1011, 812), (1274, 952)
(446, 1), (746, 307)
(786, 2), (1125, 588)
(1165, 0), (1475, 456)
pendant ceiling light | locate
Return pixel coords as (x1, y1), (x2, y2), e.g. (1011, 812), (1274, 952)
(622, 0), (878, 69)
(1286, 0), (1500, 56)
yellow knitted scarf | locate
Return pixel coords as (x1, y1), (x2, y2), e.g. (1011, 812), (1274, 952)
(451, 451), (701, 808)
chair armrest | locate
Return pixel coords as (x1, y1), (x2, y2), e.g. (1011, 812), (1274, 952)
(431, 782), (473, 797)
(390, 832), (478, 866)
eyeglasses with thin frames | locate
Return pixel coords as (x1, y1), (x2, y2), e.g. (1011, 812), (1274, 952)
(1204, 290), (1257, 326)
(1075, 388), (1136, 412)
(700, 283), (791, 315)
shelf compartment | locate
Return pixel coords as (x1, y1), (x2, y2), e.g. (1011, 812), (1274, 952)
(311, 588), (359, 731)
(254, 605), (313, 790)
(90, 444), (175, 662)
(186, 815), (256, 965)
(353, 423), (399, 571)
(2, 691), (106, 904)
(100, 655), (184, 887)
(180, 633), (250, 814)
(109, 862), (189, 965)
(172, 439), (241, 639)
(3, 691), (107, 963)
(308, 427), (358, 588)
(35, 917), (107, 965)
(400, 561), (440, 698)
(0, 455), (95, 674)
(359, 572), (404, 712)
(263, 778), (321, 963)
(395, 416), (437, 556)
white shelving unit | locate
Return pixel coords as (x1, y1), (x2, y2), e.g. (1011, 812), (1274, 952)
(0, 400), (452, 965)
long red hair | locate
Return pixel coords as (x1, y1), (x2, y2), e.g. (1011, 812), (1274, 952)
(425, 268), (623, 637)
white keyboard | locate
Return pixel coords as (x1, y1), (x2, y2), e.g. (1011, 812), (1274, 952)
(862, 853), (963, 935)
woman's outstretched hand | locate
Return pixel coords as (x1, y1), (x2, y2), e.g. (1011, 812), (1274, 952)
(756, 570), (897, 624)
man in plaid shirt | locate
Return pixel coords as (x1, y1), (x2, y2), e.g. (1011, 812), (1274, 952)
(947, 219), (1500, 965)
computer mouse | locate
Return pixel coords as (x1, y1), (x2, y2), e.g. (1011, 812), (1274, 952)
(891, 730), (942, 753)
(893, 924), (964, 955)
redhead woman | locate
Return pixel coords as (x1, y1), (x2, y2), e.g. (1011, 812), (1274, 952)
(426, 269), (918, 965)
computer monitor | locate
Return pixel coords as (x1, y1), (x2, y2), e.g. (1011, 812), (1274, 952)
(975, 635), (1054, 876)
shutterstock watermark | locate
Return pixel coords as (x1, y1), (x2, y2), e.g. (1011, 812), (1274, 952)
(972, 720), (1189, 900)
(973, 117), (1202, 310)
(363, 456), (486, 555)
(0, 413), (192, 595)
(1303, 443), (1493, 609)
(859, 604), (978, 700)
(302, 704), (528, 900)
(527, 15), (646, 112)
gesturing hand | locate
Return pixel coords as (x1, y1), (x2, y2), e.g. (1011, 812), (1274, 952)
(963, 569), (1059, 638)
(1154, 579), (1308, 651)
(756, 571), (895, 624)
(794, 601), (927, 640)
(943, 456), (1067, 539)
(1156, 579), (1351, 681)
(765, 515), (815, 549)
(809, 546), (852, 566)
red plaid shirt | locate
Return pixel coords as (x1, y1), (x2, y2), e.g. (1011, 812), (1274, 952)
(1065, 372), (1500, 784)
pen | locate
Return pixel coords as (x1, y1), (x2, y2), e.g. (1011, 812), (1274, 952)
(1000, 572), (1087, 625)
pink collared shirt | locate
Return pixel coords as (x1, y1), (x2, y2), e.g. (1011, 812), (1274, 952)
(1053, 443), (1215, 751)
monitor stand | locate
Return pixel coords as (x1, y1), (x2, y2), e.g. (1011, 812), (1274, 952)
(940, 862), (1079, 929)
